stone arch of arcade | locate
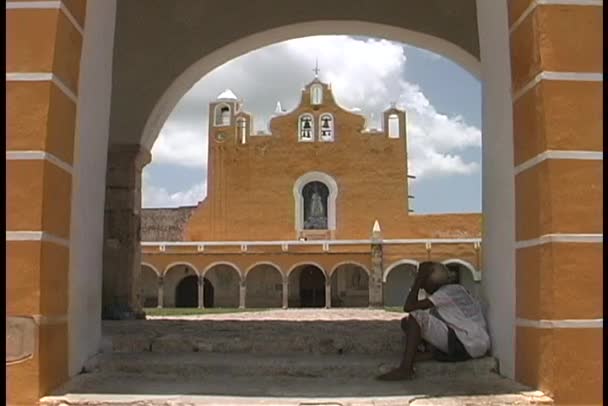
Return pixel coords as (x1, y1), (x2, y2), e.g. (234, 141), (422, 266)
(6, 1), (602, 404)
(329, 262), (371, 308)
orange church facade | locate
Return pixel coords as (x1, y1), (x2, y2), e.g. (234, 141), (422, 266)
(139, 79), (483, 310)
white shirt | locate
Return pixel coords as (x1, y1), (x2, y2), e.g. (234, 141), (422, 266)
(428, 284), (490, 358)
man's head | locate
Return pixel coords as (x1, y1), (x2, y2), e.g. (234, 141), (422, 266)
(418, 261), (449, 294)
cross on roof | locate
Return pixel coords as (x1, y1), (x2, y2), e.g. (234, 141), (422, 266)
(313, 59), (320, 77)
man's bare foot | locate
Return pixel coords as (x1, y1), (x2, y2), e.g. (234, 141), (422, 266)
(375, 367), (415, 381)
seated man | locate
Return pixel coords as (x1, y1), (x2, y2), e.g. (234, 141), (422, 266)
(377, 261), (490, 381)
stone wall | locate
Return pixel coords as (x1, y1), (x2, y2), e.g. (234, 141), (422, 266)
(141, 206), (197, 241)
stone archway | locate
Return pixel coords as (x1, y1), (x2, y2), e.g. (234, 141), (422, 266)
(204, 263), (241, 308)
(383, 262), (418, 308)
(245, 264), (283, 308)
(139, 265), (159, 308)
(288, 264), (326, 308)
(330, 263), (370, 307)
(5, 1), (600, 403)
(174, 275), (214, 308)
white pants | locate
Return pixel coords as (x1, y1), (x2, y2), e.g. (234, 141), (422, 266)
(409, 309), (449, 353)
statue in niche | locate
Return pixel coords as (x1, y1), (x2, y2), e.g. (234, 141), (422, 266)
(303, 182), (328, 230)
(310, 190), (324, 217)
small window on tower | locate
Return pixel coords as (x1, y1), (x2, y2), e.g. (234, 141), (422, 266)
(311, 84), (323, 105)
(299, 114), (314, 142)
(236, 118), (247, 144)
(214, 104), (232, 126)
(388, 114), (400, 138)
(319, 113), (334, 141)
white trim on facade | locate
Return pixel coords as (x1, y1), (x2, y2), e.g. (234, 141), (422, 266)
(143, 238), (482, 248)
(293, 171), (339, 232)
(6, 1), (84, 34)
(6, 72), (78, 103)
(245, 261), (283, 275)
(512, 71), (603, 103)
(286, 261), (328, 279)
(202, 261), (243, 280)
(298, 113), (315, 142)
(330, 261), (371, 277)
(162, 261), (200, 276)
(383, 259), (419, 283)
(32, 314), (69, 325)
(509, 0), (603, 35)
(318, 112), (335, 142)
(141, 262), (161, 276)
(514, 150), (603, 175)
(441, 259), (482, 281)
(516, 318), (603, 328)
(515, 233), (602, 249)
(6, 150), (73, 174)
(6, 231), (70, 248)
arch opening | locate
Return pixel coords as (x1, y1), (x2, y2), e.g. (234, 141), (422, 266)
(330, 263), (369, 307)
(245, 264), (283, 308)
(141, 21), (480, 150)
(288, 264), (326, 308)
(383, 262), (417, 308)
(205, 264), (241, 308)
(139, 265), (159, 308)
(163, 264), (198, 307)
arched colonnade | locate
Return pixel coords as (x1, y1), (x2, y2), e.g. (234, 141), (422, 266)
(140, 259), (480, 309)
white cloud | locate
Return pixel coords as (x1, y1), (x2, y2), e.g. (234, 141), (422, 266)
(146, 35), (480, 205)
(142, 173), (206, 208)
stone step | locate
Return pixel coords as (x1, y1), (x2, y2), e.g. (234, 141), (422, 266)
(104, 319), (405, 355)
(96, 352), (497, 379)
(41, 371), (553, 405)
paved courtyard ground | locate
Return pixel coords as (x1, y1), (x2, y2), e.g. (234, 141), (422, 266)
(42, 309), (554, 405)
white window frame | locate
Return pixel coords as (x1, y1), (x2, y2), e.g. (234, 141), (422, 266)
(387, 113), (400, 138)
(293, 171), (338, 231)
(214, 103), (232, 127)
(310, 84), (323, 105)
(298, 113), (315, 142)
(319, 113), (334, 142)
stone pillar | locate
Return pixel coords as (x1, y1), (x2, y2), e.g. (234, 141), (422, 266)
(198, 275), (205, 309)
(325, 280), (331, 309)
(102, 144), (151, 320)
(369, 242), (384, 307)
(282, 279), (288, 309)
(239, 280), (246, 309)
(157, 276), (164, 308)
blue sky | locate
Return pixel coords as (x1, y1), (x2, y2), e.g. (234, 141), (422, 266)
(143, 36), (481, 214)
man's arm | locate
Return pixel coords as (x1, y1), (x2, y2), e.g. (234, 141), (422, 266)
(403, 271), (434, 312)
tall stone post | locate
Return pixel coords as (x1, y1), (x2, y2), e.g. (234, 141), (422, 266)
(102, 144), (151, 320)
(369, 220), (384, 307)
(198, 275), (205, 309)
(282, 279), (288, 309)
(325, 279), (332, 309)
(157, 276), (164, 308)
(239, 279), (246, 309)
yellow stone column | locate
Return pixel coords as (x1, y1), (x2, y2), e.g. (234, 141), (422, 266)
(6, 1), (87, 403)
(508, 1), (603, 403)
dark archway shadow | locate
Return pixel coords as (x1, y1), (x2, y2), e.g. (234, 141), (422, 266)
(175, 276), (214, 308)
(299, 266), (325, 307)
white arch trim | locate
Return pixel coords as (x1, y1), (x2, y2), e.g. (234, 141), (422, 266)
(293, 171), (338, 231)
(202, 261), (243, 281)
(141, 20), (480, 149)
(162, 261), (201, 276)
(245, 261), (283, 277)
(330, 261), (371, 277)
(383, 259), (419, 283)
(286, 261), (328, 279)
(141, 262), (161, 277)
(441, 259), (481, 282)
